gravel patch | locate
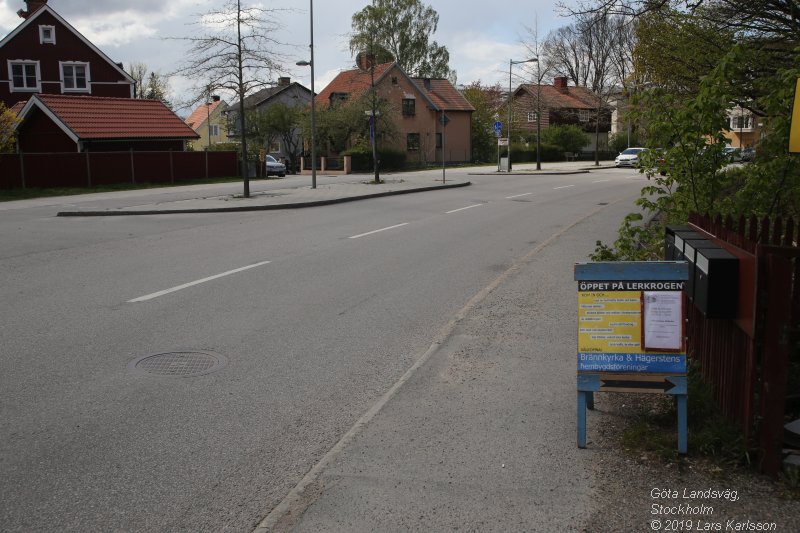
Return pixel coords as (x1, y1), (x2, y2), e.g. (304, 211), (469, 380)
(584, 392), (800, 532)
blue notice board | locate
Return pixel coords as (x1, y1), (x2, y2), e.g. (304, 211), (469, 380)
(574, 261), (689, 453)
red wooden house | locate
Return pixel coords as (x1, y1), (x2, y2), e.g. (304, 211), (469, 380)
(1, 0), (134, 108)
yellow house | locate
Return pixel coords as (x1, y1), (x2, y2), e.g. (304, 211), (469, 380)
(723, 105), (762, 148)
(185, 96), (228, 150)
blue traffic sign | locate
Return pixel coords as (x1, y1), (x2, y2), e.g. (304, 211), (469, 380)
(493, 121), (502, 137)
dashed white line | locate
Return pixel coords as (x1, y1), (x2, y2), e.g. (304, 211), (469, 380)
(592, 179), (610, 183)
(446, 204), (483, 214)
(553, 185), (575, 190)
(505, 193), (533, 199)
(349, 222), (409, 239)
(129, 260), (272, 302)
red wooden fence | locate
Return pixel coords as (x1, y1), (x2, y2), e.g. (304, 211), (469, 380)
(0, 151), (239, 189)
(687, 213), (798, 475)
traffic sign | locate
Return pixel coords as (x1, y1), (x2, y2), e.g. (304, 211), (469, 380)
(493, 121), (502, 137)
(498, 137), (508, 146)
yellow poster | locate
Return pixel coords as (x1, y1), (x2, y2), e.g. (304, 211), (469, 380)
(578, 291), (641, 353)
(791, 79), (800, 153)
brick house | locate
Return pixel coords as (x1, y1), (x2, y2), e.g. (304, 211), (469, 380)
(316, 62), (474, 165)
(1, 1), (135, 108)
(511, 76), (612, 151)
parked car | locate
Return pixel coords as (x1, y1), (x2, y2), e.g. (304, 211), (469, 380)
(265, 155), (286, 177)
(614, 147), (647, 168)
(740, 147), (756, 162)
(723, 147), (742, 162)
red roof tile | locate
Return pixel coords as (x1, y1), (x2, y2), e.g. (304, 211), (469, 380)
(316, 62), (474, 113)
(24, 94), (198, 140)
(412, 79), (474, 112)
(315, 63), (395, 107)
(519, 83), (599, 110)
(185, 99), (226, 131)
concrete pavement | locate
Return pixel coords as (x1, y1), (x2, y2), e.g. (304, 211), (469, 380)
(52, 161), (613, 216)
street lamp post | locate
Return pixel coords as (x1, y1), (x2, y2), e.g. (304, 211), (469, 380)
(296, 0), (317, 189)
(508, 57), (537, 172)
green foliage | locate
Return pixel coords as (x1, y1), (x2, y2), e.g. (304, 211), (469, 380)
(621, 361), (749, 465)
(540, 124), (589, 154)
(0, 102), (19, 153)
(341, 144), (406, 171)
(461, 82), (504, 162)
(608, 132), (642, 153)
(349, 0), (452, 79)
(311, 92), (398, 157)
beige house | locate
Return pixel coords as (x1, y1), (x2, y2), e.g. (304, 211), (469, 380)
(723, 105), (762, 148)
(185, 96), (228, 150)
(316, 62), (474, 165)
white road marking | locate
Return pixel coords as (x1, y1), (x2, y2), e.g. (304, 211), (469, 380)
(592, 179), (610, 183)
(505, 193), (533, 199)
(446, 204), (483, 214)
(348, 222), (409, 239)
(128, 260), (272, 302)
(553, 185), (575, 190)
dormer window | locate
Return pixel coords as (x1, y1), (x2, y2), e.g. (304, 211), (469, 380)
(39, 25), (55, 44)
(60, 62), (90, 92)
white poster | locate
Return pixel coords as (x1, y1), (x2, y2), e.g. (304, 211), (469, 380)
(643, 291), (683, 350)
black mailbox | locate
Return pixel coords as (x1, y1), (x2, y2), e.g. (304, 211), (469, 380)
(672, 231), (707, 261)
(683, 239), (721, 301)
(694, 247), (738, 319)
(665, 225), (696, 260)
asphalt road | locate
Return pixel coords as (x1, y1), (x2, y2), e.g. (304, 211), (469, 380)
(0, 167), (646, 531)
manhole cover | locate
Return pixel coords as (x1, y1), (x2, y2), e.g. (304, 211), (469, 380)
(129, 350), (227, 377)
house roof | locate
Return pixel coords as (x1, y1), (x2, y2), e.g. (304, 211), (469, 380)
(412, 78), (475, 112)
(517, 83), (599, 110)
(185, 99), (226, 131)
(0, 4), (135, 85)
(315, 62), (473, 113)
(15, 94), (199, 141)
(229, 81), (313, 110)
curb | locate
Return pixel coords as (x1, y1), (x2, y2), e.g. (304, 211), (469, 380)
(56, 181), (471, 217)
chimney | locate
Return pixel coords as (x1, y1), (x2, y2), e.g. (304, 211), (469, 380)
(554, 76), (569, 94)
(17, 0), (47, 19)
(423, 78), (431, 90)
(212, 95), (221, 102)
(277, 77), (290, 87)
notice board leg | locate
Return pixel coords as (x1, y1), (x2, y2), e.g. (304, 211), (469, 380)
(677, 393), (688, 454)
(578, 391), (587, 448)
(587, 391), (595, 410)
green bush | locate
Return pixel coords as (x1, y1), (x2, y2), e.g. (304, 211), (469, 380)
(540, 124), (589, 154)
(341, 145), (406, 171)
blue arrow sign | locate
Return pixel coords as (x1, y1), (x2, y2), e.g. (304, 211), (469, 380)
(493, 121), (502, 137)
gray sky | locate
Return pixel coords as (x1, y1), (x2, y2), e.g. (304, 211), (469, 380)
(1, 0), (576, 111)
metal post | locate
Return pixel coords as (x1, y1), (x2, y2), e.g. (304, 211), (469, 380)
(309, 0), (317, 189)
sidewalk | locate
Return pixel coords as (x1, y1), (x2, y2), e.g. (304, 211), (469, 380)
(54, 161), (613, 216)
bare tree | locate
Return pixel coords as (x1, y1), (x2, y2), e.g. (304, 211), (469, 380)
(127, 62), (172, 105)
(170, 0), (286, 197)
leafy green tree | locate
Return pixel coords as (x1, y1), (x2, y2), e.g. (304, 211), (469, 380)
(349, 0), (453, 79)
(540, 124), (588, 154)
(0, 102), (20, 153)
(246, 103), (303, 172)
(461, 82), (504, 163)
(308, 94), (398, 159)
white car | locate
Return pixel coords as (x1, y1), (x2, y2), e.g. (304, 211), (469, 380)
(265, 155), (286, 177)
(615, 147), (647, 168)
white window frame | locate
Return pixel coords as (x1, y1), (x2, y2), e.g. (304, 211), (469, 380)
(527, 111), (537, 122)
(8, 60), (41, 92)
(578, 109), (591, 123)
(60, 62), (91, 93)
(209, 124), (220, 137)
(39, 25), (56, 44)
